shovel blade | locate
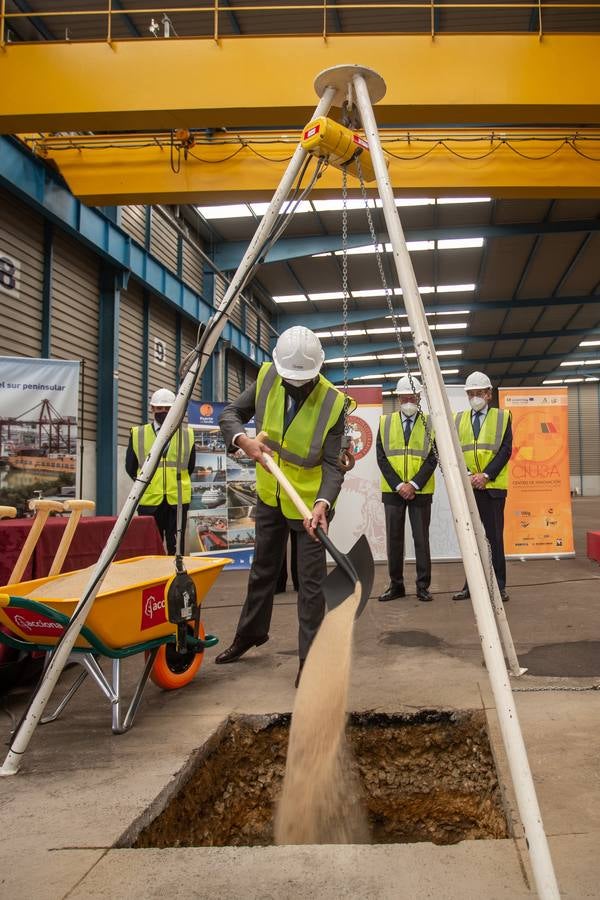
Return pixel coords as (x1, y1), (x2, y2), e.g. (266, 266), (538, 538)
(322, 534), (374, 619)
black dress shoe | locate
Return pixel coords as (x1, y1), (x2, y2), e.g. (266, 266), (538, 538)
(417, 589), (434, 602)
(501, 590), (510, 602)
(294, 659), (305, 688)
(214, 635), (269, 664)
(378, 585), (406, 602)
(452, 589), (470, 601)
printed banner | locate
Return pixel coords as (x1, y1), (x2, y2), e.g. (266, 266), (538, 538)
(0, 356), (80, 511)
(499, 386), (574, 558)
(329, 386), (387, 561)
(187, 399), (256, 569)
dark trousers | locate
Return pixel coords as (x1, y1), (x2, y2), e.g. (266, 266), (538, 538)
(236, 500), (326, 660)
(384, 497), (432, 592)
(471, 490), (507, 591)
(138, 500), (188, 555)
(275, 530), (299, 593)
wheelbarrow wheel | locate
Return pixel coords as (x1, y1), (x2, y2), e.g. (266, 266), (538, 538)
(149, 622), (205, 691)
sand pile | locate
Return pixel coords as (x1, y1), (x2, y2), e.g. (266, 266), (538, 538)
(26, 557), (209, 599)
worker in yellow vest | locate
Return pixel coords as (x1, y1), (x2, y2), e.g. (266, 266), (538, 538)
(452, 371), (512, 602)
(377, 375), (437, 603)
(126, 388), (196, 555)
(215, 326), (346, 687)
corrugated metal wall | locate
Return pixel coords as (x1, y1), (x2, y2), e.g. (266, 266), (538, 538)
(120, 205), (147, 247)
(569, 383), (600, 492)
(149, 211), (179, 274)
(148, 296), (178, 398)
(180, 317), (202, 402)
(118, 280), (145, 443)
(50, 231), (99, 442)
(182, 238), (204, 297)
(226, 349), (258, 401)
(0, 186), (44, 358)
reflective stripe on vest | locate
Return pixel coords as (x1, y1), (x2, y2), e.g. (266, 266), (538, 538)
(455, 408), (509, 490)
(254, 362), (345, 518)
(132, 423), (193, 506)
(379, 412), (435, 494)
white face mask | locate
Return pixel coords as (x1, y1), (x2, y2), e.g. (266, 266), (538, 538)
(469, 395), (487, 413)
(400, 401), (418, 417)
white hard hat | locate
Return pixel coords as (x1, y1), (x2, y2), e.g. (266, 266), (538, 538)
(150, 388), (176, 407)
(464, 371), (492, 391)
(395, 374), (422, 395)
(272, 326), (324, 382)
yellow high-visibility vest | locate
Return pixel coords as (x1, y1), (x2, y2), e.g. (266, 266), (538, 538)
(254, 363), (345, 519)
(455, 408), (510, 490)
(132, 423), (193, 505)
(379, 413), (435, 494)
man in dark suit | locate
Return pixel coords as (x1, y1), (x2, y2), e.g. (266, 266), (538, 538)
(377, 375), (437, 603)
(215, 326), (346, 686)
(452, 371), (512, 602)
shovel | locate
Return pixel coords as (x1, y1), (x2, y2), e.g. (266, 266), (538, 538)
(255, 433), (374, 618)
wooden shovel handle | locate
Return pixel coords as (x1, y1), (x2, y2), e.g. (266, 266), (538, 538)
(0, 507), (17, 519)
(255, 431), (312, 520)
(63, 499), (95, 513)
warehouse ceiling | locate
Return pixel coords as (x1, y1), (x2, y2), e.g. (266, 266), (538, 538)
(2, 2), (600, 389)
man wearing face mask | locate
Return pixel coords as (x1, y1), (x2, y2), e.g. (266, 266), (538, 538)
(377, 375), (437, 603)
(125, 388), (196, 555)
(215, 326), (346, 687)
(452, 371), (512, 602)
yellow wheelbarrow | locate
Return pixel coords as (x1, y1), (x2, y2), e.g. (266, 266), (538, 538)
(0, 555), (230, 733)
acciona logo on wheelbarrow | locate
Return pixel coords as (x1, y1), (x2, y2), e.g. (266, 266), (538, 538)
(140, 584), (167, 631)
(4, 608), (64, 637)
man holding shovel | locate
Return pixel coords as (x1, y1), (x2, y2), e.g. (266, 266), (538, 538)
(215, 326), (346, 686)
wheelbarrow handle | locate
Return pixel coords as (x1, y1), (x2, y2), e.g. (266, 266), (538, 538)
(255, 432), (360, 587)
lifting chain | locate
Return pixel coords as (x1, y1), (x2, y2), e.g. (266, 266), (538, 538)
(338, 165), (356, 473)
(355, 155), (498, 598)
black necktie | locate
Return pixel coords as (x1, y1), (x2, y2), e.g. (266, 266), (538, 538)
(403, 416), (412, 444)
(473, 411), (482, 439)
(284, 396), (297, 430)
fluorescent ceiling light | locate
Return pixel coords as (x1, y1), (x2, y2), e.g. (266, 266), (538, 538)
(430, 323), (469, 331)
(250, 201), (312, 216)
(272, 294), (307, 304)
(580, 340), (600, 347)
(198, 197), (490, 220)
(542, 379), (563, 384)
(438, 238), (484, 250)
(560, 359), (600, 367)
(585, 376), (600, 381)
(197, 203), (251, 219)
(308, 291), (345, 301)
(327, 329), (366, 337)
(437, 197), (491, 204)
(564, 378), (584, 383)
(313, 199), (376, 212)
(327, 355), (377, 363)
(437, 283), (476, 293)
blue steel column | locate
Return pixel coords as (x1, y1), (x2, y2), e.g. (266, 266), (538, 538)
(96, 265), (121, 515)
(41, 220), (53, 357)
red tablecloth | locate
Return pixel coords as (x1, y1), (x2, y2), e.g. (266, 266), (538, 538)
(0, 515), (165, 587)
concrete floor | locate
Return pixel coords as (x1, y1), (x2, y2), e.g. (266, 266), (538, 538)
(1, 496), (599, 899)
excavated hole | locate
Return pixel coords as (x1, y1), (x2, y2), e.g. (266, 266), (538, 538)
(127, 710), (508, 848)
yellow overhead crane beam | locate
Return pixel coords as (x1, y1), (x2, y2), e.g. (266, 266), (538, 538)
(2, 35), (600, 133)
(29, 130), (600, 203)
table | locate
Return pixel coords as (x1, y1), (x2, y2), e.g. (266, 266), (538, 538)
(0, 515), (165, 587)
